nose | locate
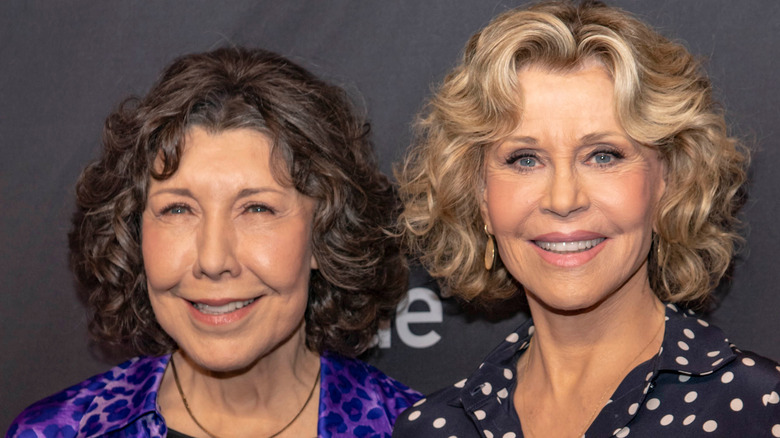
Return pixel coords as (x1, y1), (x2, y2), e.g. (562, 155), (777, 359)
(193, 215), (241, 279)
(540, 166), (589, 217)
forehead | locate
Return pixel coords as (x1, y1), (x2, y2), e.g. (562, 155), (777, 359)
(515, 63), (617, 126)
(152, 126), (293, 186)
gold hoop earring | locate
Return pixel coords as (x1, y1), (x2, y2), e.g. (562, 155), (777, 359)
(484, 225), (496, 271)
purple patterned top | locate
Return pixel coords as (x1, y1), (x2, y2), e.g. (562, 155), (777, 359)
(8, 351), (421, 438)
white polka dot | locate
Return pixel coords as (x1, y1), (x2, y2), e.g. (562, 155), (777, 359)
(504, 368), (513, 379)
(676, 356), (689, 365)
(474, 410), (486, 420)
(448, 436), (457, 438)
(707, 350), (720, 357)
(479, 363), (484, 369)
(683, 414), (696, 425)
(505, 333), (520, 343)
(764, 391), (780, 406)
(700, 370), (713, 376)
(433, 418), (446, 428)
(454, 378), (467, 388)
(528, 326), (535, 335)
(703, 420), (717, 432)
(628, 403), (639, 415)
(685, 391), (698, 403)
(711, 358), (723, 367)
(646, 398), (660, 410)
(413, 398), (426, 407)
(721, 371), (734, 383)
(743, 357), (756, 366)
(697, 319), (709, 327)
(679, 375), (690, 382)
(683, 328), (695, 339)
(616, 427), (630, 437)
(677, 341), (690, 351)
(408, 410), (421, 421)
(730, 398), (743, 411)
(643, 383), (651, 394)
(772, 424), (780, 437)
(481, 382), (493, 395)
(497, 388), (509, 399)
(503, 433), (517, 438)
(775, 366), (780, 373)
(484, 430), (494, 438)
(645, 371), (653, 381)
(660, 414), (674, 426)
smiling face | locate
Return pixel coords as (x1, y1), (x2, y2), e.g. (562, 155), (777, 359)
(142, 126), (317, 372)
(480, 63), (666, 313)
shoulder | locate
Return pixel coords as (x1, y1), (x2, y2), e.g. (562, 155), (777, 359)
(319, 352), (422, 437)
(392, 380), (478, 437)
(7, 356), (168, 438)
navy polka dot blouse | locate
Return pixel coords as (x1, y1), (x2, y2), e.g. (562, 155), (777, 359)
(393, 304), (780, 437)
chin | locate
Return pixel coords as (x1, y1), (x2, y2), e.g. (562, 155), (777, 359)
(181, 345), (262, 374)
(526, 287), (612, 316)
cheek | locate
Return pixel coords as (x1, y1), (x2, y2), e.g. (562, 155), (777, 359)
(141, 218), (190, 291)
(484, 175), (536, 232)
(594, 172), (659, 230)
(239, 223), (314, 289)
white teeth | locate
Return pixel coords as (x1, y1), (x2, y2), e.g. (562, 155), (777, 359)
(535, 238), (605, 253)
(193, 298), (257, 315)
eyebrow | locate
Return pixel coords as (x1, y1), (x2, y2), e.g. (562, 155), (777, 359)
(503, 131), (628, 146)
(580, 131), (629, 144)
(147, 187), (285, 199)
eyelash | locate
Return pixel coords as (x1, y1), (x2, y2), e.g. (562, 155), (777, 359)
(505, 152), (539, 168)
(159, 203), (191, 216)
(244, 203), (274, 214)
(504, 147), (626, 170)
(587, 147), (625, 167)
(157, 202), (275, 216)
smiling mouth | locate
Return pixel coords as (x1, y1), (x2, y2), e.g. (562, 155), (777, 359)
(534, 238), (606, 254)
(191, 298), (258, 315)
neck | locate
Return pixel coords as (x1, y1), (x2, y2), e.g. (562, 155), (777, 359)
(519, 260), (667, 395)
(159, 324), (321, 437)
(176, 327), (319, 414)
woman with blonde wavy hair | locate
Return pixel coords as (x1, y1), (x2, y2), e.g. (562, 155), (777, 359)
(393, 1), (780, 437)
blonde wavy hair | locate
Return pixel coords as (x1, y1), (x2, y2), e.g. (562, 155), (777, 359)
(398, 0), (747, 305)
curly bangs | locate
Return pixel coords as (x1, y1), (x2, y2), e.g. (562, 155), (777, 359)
(398, 0), (747, 306)
(70, 47), (407, 357)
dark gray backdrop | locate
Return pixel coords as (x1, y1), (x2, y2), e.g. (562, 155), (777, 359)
(3, 1), (779, 432)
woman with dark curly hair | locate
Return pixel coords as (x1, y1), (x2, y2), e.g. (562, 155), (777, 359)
(393, 1), (779, 437)
(10, 47), (420, 438)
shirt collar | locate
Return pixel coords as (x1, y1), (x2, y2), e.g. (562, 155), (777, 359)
(80, 355), (169, 437)
(454, 303), (737, 436)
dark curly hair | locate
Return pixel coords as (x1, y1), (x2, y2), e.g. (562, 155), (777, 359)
(70, 47), (407, 358)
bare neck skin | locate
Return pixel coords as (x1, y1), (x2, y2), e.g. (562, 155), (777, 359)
(158, 322), (321, 438)
(515, 269), (665, 437)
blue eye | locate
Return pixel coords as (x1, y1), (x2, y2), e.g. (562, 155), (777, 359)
(162, 204), (190, 215)
(593, 153), (613, 164)
(246, 204), (272, 214)
(518, 157), (537, 167)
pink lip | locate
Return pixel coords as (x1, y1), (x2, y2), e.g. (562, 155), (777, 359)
(529, 231), (608, 268)
(532, 231), (606, 242)
(186, 296), (262, 326)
